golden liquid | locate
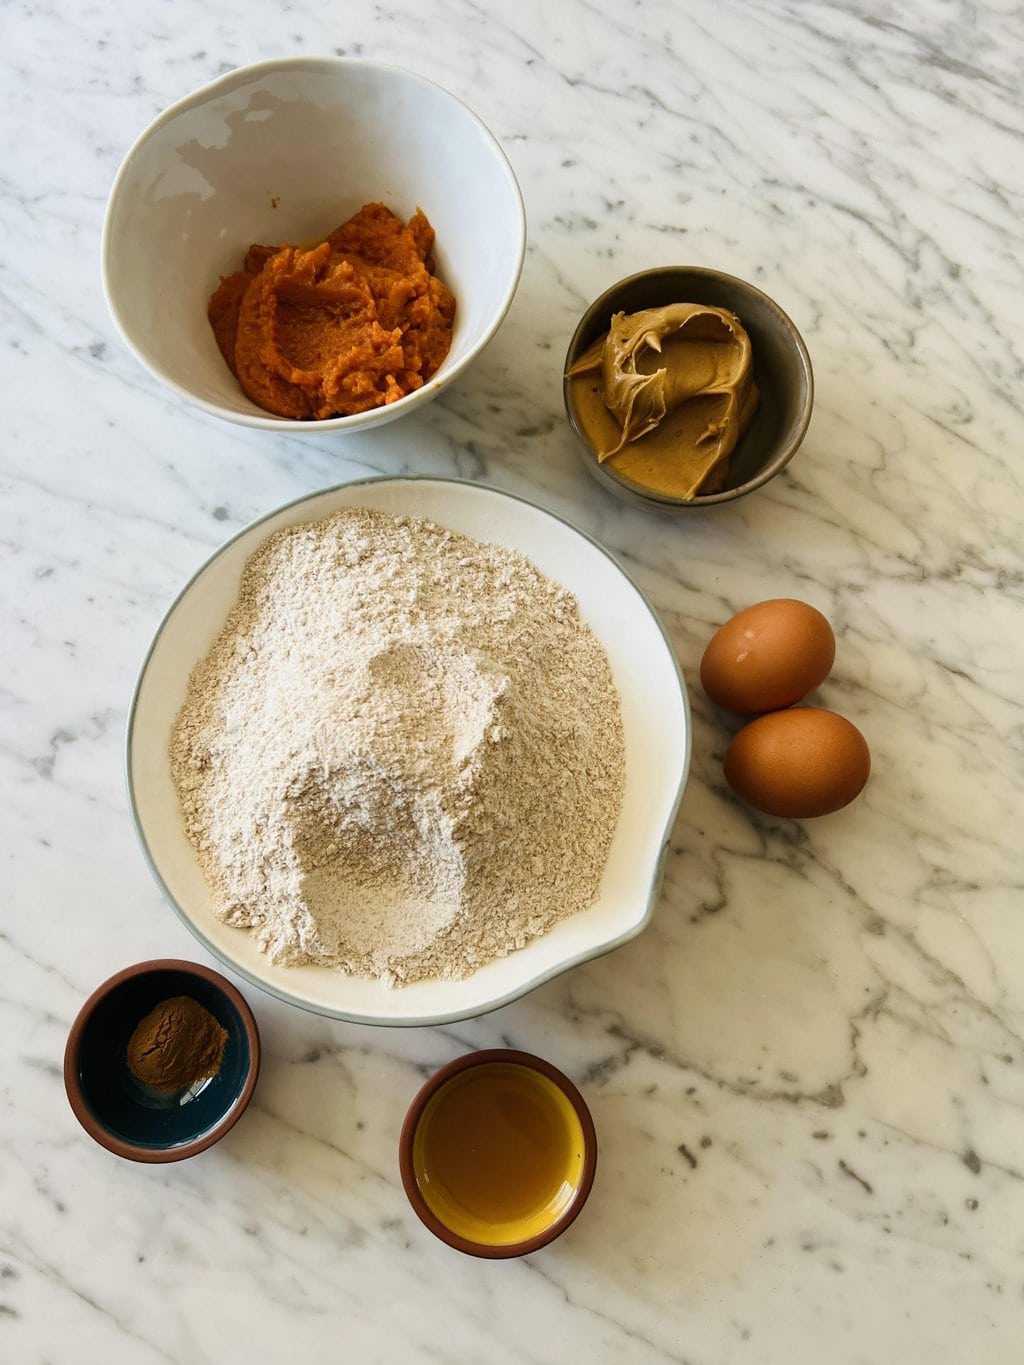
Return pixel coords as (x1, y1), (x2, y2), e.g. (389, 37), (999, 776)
(413, 1063), (586, 1246)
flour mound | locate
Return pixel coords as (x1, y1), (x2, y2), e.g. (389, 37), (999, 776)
(171, 507), (625, 987)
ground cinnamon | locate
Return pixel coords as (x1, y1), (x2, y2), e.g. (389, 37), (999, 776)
(126, 996), (228, 1093)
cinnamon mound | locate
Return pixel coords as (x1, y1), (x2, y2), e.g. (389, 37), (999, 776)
(208, 203), (456, 420)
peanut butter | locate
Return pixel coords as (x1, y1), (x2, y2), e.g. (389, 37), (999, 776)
(566, 303), (759, 499)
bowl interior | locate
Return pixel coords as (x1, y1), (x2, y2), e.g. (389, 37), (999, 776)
(564, 268), (812, 505)
(128, 478), (690, 1025)
(71, 967), (254, 1152)
(103, 59), (525, 428)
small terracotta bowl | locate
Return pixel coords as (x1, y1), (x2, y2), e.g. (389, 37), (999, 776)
(399, 1049), (597, 1258)
(563, 266), (813, 511)
(64, 959), (260, 1163)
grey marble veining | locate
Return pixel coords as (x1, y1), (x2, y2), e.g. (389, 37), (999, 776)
(3, 0), (1024, 1361)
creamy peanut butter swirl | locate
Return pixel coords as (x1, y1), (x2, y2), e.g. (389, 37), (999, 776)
(567, 303), (759, 499)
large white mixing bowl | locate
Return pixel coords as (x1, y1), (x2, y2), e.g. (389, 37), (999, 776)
(127, 478), (690, 1025)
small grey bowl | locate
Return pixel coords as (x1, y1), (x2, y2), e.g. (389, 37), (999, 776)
(563, 267), (813, 511)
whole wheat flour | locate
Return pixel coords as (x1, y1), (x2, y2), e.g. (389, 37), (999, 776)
(171, 507), (625, 987)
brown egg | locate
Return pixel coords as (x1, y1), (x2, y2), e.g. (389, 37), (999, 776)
(700, 599), (836, 713)
(723, 707), (870, 818)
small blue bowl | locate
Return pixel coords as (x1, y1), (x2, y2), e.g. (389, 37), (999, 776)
(64, 959), (260, 1162)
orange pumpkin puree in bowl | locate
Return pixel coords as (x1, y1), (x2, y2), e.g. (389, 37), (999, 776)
(208, 203), (456, 420)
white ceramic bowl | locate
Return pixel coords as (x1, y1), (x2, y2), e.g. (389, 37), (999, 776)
(127, 478), (690, 1025)
(102, 58), (526, 432)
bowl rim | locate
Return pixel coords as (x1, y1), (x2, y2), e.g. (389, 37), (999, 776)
(63, 958), (261, 1163)
(124, 474), (691, 1027)
(562, 265), (814, 508)
(398, 1048), (598, 1258)
(100, 54), (527, 433)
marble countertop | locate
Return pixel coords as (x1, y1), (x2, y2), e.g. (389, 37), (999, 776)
(5, 0), (1024, 1360)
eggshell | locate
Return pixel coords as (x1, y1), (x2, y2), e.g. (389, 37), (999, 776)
(723, 707), (870, 818)
(700, 599), (836, 713)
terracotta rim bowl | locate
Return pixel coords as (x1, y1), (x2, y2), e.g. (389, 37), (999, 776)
(399, 1048), (598, 1258)
(563, 266), (814, 510)
(64, 959), (261, 1163)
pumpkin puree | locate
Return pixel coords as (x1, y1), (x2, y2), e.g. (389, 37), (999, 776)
(208, 203), (455, 420)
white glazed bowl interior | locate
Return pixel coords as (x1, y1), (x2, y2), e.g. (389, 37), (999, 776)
(128, 478), (690, 1025)
(102, 58), (526, 432)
